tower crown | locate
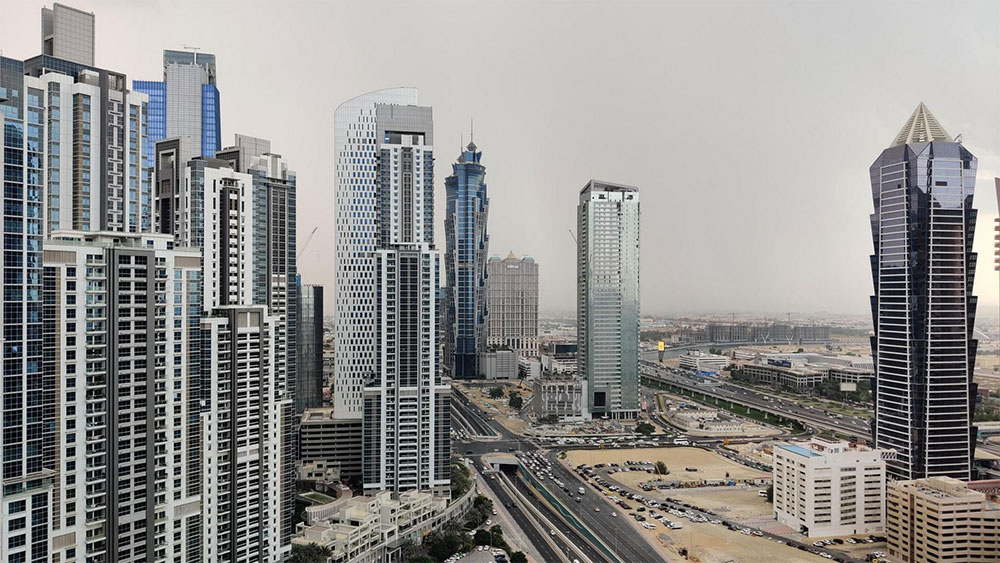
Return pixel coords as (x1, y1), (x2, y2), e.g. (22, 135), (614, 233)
(890, 102), (952, 147)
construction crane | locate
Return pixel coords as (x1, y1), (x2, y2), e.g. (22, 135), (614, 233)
(298, 227), (318, 259)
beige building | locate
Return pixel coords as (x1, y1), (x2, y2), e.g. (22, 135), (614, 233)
(487, 253), (539, 357)
(887, 477), (1000, 562)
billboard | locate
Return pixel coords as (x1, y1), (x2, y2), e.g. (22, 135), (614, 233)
(840, 382), (857, 392)
(657, 341), (665, 352)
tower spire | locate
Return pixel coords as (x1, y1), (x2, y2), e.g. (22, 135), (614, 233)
(466, 118), (477, 152)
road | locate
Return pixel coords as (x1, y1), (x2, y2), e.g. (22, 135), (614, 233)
(454, 387), (661, 563)
(472, 466), (565, 563)
(639, 359), (872, 439)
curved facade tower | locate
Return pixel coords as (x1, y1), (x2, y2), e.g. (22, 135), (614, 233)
(444, 141), (490, 379)
(869, 103), (978, 481)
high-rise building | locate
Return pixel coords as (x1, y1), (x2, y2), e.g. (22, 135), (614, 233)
(1, 56), (55, 563)
(153, 136), (295, 561)
(869, 103), (978, 481)
(41, 231), (203, 563)
(41, 3), (95, 66)
(134, 49), (221, 161)
(333, 87), (417, 420)
(487, 252), (539, 358)
(297, 284), (324, 413)
(577, 180), (640, 419)
(444, 140), (489, 378)
(886, 477), (1000, 563)
(8, 52), (151, 235)
(200, 306), (283, 563)
(334, 89), (450, 495)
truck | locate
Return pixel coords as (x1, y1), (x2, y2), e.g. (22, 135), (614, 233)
(673, 438), (690, 446)
(578, 486), (586, 495)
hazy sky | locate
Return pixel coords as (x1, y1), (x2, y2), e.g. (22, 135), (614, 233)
(5, 0), (1000, 316)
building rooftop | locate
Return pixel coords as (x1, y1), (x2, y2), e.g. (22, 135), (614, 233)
(777, 443), (822, 458)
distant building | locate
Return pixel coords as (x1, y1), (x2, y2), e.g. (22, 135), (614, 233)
(133, 49), (221, 161)
(577, 180), (640, 419)
(41, 3), (95, 65)
(705, 323), (830, 343)
(297, 284), (325, 413)
(519, 357), (542, 380)
(299, 408), (364, 481)
(870, 103), (979, 481)
(678, 350), (730, 373)
(443, 140), (490, 379)
(541, 341), (577, 375)
(887, 477), (1000, 563)
(736, 354), (873, 390)
(482, 348), (517, 380)
(533, 377), (589, 422)
(487, 253), (539, 358)
(773, 437), (894, 537)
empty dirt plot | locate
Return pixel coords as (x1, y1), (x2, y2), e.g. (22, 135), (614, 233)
(566, 447), (769, 483)
(667, 488), (772, 520)
(628, 511), (819, 563)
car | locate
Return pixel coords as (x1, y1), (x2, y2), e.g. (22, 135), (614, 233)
(491, 509), (497, 515)
(549, 529), (556, 536)
(575, 497), (581, 503)
(594, 506), (600, 512)
(486, 520), (492, 526)
(611, 512), (617, 518)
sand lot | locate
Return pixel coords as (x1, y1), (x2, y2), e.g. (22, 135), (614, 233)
(667, 488), (772, 520)
(567, 447), (770, 483)
(622, 505), (821, 563)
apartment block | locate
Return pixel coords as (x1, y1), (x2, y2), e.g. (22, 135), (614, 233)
(887, 477), (1000, 562)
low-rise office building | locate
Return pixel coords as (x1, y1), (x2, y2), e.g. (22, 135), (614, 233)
(482, 348), (517, 380)
(533, 377), (589, 422)
(678, 350), (730, 373)
(773, 437), (894, 537)
(299, 408), (363, 480)
(887, 477), (1000, 563)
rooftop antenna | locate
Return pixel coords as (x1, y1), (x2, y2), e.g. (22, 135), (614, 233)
(182, 44), (201, 62)
(471, 118), (474, 143)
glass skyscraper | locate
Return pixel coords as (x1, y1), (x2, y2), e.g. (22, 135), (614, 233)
(133, 49), (221, 162)
(444, 140), (490, 379)
(578, 180), (640, 419)
(869, 103), (978, 481)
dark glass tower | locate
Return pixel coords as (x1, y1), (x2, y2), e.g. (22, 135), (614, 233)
(444, 140), (490, 379)
(869, 103), (978, 481)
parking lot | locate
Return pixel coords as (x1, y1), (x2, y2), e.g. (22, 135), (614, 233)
(566, 446), (771, 484)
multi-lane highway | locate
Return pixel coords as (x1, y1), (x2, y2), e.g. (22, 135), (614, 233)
(639, 359), (872, 439)
(453, 388), (661, 563)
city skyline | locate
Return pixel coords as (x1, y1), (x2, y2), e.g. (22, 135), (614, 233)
(6, 0), (1000, 316)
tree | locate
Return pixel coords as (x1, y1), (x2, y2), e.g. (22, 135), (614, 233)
(655, 461), (668, 475)
(490, 525), (512, 552)
(489, 386), (504, 399)
(451, 461), (472, 498)
(410, 556), (435, 563)
(508, 391), (523, 409)
(766, 484), (774, 503)
(474, 529), (492, 545)
(511, 552), (528, 563)
(288, 543), (332, 563)
(634, 421), (655, 435)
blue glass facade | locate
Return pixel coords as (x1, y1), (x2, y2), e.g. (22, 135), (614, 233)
(201, 84), (220, 157)
(132, 80), (165, 171)
(444, 142), (489, 379)
(1, 55), (53, 563)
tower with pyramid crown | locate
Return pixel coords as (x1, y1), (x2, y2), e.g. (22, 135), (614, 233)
(869, 103), (978, 481)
